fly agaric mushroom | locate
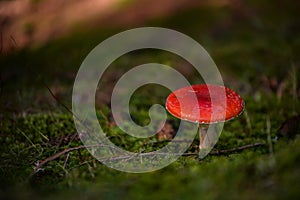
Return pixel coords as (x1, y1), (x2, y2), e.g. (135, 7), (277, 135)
(166, 84), (244, 156)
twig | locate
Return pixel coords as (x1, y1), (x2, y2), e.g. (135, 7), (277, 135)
(17, 127), (40, 153)
(33, 142), (265, 173)
(33, 143), (127, 173)
(209, 142), (265, 155)
(44, 84), (73, 115)
(41, 74), (97, 141)
(63, 153), (70, 169)
(34, 145), (86, 173)
(22, 65), (75, 118)
(145, 139), (193, 145)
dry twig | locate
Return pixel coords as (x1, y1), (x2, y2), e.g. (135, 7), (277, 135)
(33, 142), (265, 173)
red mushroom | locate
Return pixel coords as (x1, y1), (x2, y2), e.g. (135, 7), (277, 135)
(166, 84), (245, 156)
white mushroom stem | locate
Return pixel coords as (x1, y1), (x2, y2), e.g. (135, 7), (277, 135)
(199, 124), (210, 150)
(198, 124), (221, 158)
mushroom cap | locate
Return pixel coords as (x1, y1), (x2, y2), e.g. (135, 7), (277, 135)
(166, 84), (245, 124)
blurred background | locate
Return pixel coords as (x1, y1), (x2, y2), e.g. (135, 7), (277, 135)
(1, 0), (299, 110)
(1, 0), (229, 52)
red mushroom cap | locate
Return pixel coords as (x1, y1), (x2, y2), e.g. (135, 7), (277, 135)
(166, 84), (245, 124)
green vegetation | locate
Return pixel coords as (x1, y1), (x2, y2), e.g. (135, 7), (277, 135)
(1, 0), (299, 199)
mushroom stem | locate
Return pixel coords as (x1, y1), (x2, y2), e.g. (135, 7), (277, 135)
(199, 124), (210, 150)
(199, 124), (216, 158)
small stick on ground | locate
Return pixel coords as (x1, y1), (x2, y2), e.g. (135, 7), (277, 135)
(63, 153), (70, 169)
(33, 142), (265, 173)
(209, 142), (265, 155)
(34, 145), (86, 173)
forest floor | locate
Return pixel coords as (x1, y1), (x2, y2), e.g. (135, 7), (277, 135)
(1, 0), (300, 199)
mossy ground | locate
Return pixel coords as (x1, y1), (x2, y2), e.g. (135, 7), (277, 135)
(1, 1), (300, 199)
